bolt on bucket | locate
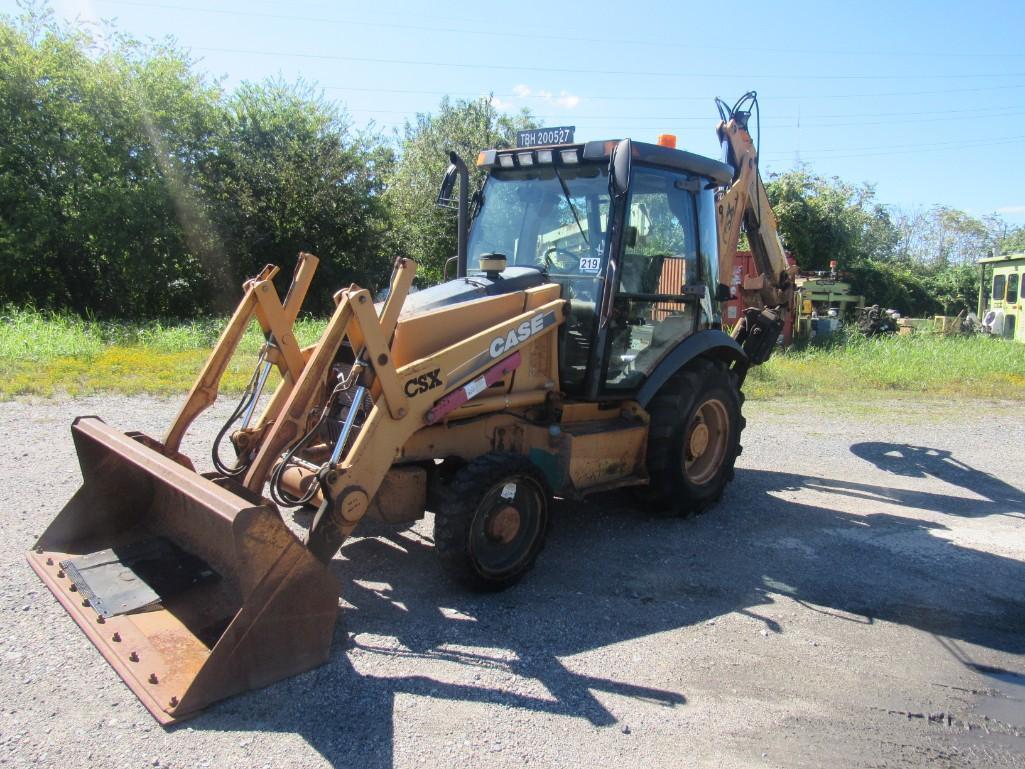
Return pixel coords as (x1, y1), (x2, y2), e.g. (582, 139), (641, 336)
(26, 416), (339, 724)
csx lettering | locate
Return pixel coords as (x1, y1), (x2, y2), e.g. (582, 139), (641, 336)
(404, 368), (442, 397)
(489, 313), (546, 358)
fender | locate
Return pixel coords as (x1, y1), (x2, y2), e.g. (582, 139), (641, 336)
(635, 329), (748, 408)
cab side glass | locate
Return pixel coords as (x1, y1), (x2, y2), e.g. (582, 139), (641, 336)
(697, 187), (720, 292)
(618, 167), (698, 294)
(993, 274), (1006, 303)
(1007, 273), (1019, 304)
(604, 166), (700, 391)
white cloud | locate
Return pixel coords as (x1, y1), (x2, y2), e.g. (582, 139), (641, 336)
(494, 85), (582, 113)
(54, 0), (101, 26)
(555, 91), (581, 109)
(997, 205), (1025, 216)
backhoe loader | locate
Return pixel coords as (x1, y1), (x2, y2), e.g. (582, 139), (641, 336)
(27, 92), (794, 723)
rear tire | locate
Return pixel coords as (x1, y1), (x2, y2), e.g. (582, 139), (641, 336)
(641, 357), (744, 516)
(433, 453), (550, 591)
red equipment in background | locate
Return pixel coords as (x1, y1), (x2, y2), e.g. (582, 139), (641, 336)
(723, 250), (797, 345)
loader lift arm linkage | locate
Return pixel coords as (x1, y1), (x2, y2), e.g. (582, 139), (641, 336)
(164, 253), (318, 463)
(27, 254), (566, 724)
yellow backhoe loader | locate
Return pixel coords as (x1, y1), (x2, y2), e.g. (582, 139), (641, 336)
(27, 92), (794, 723)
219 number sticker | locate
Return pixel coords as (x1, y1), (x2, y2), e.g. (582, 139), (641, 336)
(579, 257), (600, 273)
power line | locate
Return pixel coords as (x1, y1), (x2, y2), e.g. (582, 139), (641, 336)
(805, 108), (1025, 128)
(762, 135), (1025, 163)
(190, 45), (1025, 81)
(318, 83), (1025, 102)
(761, 133), (1025, 159)
(97, 0), (1025, 60)
(341, 107), (794, 122)
(803, 104), (1025, 120)
(341, 105), (1025, 131)
(360, 115), (1025, 162)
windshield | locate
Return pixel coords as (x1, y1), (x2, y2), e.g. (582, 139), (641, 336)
(467, 164), (611, 276)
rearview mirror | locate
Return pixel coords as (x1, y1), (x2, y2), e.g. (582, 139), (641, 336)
(609, 138), (632, 198)
(436, 164), (457, 208)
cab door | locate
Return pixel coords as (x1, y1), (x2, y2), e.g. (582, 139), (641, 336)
(598, 166), (709, 393)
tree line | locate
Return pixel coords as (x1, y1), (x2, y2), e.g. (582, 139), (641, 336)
(765, 170), (1025, 316)
(2, 8), (1023, 320)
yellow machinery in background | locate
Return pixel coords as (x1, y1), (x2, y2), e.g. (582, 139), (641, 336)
(793, 265), (865, 340)
(979, 252), (1025, 342)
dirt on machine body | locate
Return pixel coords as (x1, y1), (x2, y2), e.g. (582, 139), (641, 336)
(28, 92), (796, 723)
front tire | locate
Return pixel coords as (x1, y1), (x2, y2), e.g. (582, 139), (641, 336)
(642, 357), (744, 516)
(433, 453), (550, 591)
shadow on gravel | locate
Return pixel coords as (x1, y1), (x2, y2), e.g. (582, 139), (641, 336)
(850, 442), (1025, 518)
(185, 466), (1025, 768)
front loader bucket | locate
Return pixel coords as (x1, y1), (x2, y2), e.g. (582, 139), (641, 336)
(26, 417), (339, 724)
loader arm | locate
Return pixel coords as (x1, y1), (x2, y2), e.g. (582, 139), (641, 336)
(164, 253), (318, 455)
(245, 257), (566, 563)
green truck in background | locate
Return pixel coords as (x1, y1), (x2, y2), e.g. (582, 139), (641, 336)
(979, 252), (1025, 342)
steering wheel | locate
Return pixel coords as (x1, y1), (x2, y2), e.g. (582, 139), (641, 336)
(541, 246), (579, 272)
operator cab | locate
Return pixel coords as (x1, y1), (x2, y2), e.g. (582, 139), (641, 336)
(442, 137), (733, 399)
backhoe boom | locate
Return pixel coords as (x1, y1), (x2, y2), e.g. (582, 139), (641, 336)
(715, 92), (796, 313)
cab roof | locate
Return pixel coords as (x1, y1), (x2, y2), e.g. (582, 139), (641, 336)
(477, 140), (735, 187)
(979, 252), (1025, 265)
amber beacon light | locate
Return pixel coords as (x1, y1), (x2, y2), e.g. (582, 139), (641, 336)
(656, 133), (677, 148)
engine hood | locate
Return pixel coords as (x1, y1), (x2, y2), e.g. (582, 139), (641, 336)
(396, 266), (548, 319)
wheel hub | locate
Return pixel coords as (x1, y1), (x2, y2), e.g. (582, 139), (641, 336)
(688, 422), (710, 458)
(682, 398), (730, 486)
(486, 505), (521, 544)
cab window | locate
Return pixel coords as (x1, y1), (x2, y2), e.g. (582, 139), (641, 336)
(1007, 274), (1019, 304)
(604, 166), (701, 391)
(617, 167), (698, 294)
(993, 274), (1006, 303)
(467, 165), (610, 272)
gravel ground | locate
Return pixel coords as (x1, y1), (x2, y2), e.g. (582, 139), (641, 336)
(1, 395), (1024, 769)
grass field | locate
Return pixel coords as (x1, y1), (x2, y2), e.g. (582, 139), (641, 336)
(2, 307), (1024, 401)
(0, 308), (325, 398)
(745, 328), (1025, 400)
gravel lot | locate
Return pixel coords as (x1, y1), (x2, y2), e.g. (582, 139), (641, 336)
(2, 395), (1024, 768)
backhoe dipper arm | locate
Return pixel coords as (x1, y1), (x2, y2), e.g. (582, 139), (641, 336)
(715, 94), (795, 311)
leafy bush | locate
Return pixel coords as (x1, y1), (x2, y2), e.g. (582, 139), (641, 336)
(0, 8), (392, 318)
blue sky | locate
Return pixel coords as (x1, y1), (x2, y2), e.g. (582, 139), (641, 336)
(12, 0), (1025, 223)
